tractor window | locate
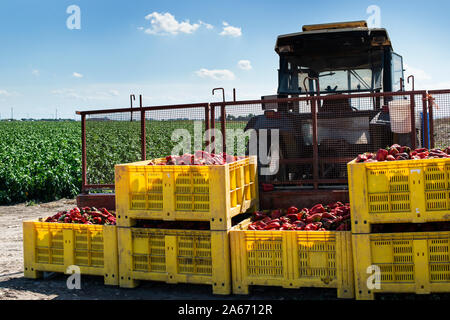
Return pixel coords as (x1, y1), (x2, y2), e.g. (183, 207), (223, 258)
(318, 69), (373, 93)
(279, 55), (383, 95)
(350, 70), (373, 90)
(392, 53), (404, 91)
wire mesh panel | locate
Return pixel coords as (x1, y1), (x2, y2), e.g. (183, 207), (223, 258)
(144, 106), (208, 159)
(315, 93), (424, 181)
(86, 111), (142, 186)
(219, 101), (295, 184)
(220, 93), (427, 187)
(428, 91), (450, 149)
(221, 99), (316, 185)
(79, 91), (434, 191)
(214, 103), (264, 156)
(414, 93), (430, 148)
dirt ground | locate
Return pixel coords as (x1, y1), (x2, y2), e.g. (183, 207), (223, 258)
(1, 199), (449, 301)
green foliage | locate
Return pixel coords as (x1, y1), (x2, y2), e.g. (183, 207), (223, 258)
(0, 121), (81, 204)
(0, 119), (250, 204)
(86, 120), (142, 185)
(86, 120), (201, 184)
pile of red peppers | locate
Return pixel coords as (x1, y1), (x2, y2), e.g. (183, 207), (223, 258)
(44, 207), (116, 225)
(148, 151), (246, 166)
(356, 145), (450, 163)
(247, 202), (351, 231)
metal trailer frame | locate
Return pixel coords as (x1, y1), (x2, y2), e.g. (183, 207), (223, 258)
(76, 89), (445, 210)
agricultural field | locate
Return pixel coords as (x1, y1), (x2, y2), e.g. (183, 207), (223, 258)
(0, 119), (249, 204)
(2, 115), (448, 205)
(0, 121), (81, 205)
(86, 119), (248, 185)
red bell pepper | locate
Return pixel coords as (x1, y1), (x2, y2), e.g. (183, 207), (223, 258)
(310, 204), (326, 214)
(376, 149), (389, 161)
(287, 206), (298, 214)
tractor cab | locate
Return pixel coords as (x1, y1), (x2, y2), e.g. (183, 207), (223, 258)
(275, 21), (404, 98)
(248, 21), (417, 185)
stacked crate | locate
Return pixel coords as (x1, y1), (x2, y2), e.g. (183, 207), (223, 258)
(230, 219), (355, 298)
(348, 158), (450, 300)
(114, 156), (259, 295)
(23, 220), (119, 285)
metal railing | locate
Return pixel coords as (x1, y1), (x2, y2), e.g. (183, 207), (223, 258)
(211, 90), (430, 188)
(76, 89), (449, 193)
(77, 99), (209, 192)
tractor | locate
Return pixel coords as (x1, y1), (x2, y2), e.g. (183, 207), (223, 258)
(244, 21), (421, 186)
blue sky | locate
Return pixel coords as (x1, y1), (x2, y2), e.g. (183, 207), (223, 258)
(0, 0), (449, 119)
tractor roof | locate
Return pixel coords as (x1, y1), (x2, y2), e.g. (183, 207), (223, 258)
(275, 21), (392, 55)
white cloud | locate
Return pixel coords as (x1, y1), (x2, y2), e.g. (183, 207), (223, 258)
(0, 89), (19, 98)
(72, 72), (83, 78)
(220, 22), (242, 37)
(109, 90), (120, 96)
(421, 81), (450, 91)
(238, 60), (252, 70)
(143, 12), (208, 35)
(52, 89), (82, 99)
(404, 64), (432, 82)
(195, 68), (236, 80)
(199, 20), (214, 30)
(0, 89), (11, 96)
(52, 88), (119, 101)
(137, 26), (144, 31)
(95, 90), (120, 98)
(32, 69), (40, 76)
(400, 64), (450, 91)
(402, 64), (447, 90)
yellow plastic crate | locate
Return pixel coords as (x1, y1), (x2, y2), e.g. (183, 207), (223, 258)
(23, 220), (119, 285)
(229, 219), (354, 298)
(348, 158), (450, 233)
(117, 227), (231, 295)
(115, 156), (259, 230)
(352, 231), (450, 300)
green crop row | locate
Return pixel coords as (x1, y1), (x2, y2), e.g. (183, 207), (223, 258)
(0, 120), (248, 204)
(0, 121), (82, 204)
